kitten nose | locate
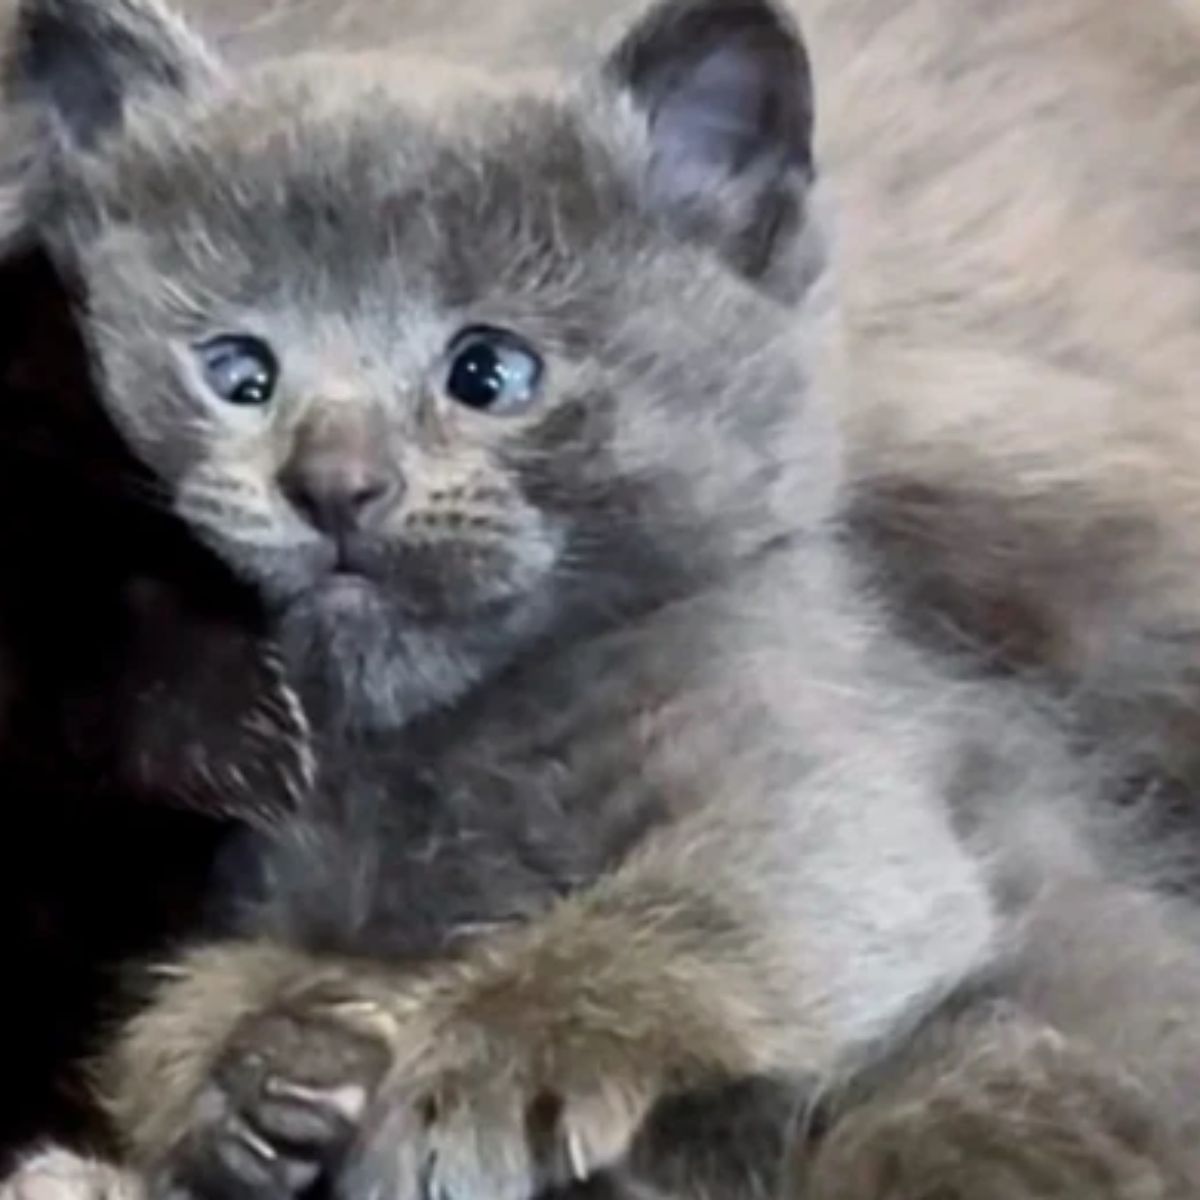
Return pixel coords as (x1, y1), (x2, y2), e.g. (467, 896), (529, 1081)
(279, 451), (403, 536)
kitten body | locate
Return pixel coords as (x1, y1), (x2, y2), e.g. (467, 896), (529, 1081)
(4, 1), (1200, 1199)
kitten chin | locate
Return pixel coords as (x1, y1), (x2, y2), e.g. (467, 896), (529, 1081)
(275, 593), (471, 733)
(274, 581), (552, 734)
(196, 518), (562, 729)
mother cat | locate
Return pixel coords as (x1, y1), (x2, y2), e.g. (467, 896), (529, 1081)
(4, 1), (1200, 1198)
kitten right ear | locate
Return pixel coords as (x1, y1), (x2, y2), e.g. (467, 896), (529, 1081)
(606, 0), (816, 294)
(10, 0), (218, 152)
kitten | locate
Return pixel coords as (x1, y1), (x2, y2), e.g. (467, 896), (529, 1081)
(4, 1), (1200, 1199)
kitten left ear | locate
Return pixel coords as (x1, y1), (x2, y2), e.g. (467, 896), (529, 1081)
(606, 0), (815, 290)
(10, 0), (220, 153)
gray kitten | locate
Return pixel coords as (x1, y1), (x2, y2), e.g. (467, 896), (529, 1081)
(10, 0), (824, 740)
(4, 1), (1200, 1199)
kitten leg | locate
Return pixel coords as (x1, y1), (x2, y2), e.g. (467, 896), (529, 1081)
(102, 874), (830, 1200)
(94, 926), (1197, 1200)
(109, 941), (805, 1200)
(0, 1149), (143, 1200)
(102, 773), (991, 1200)
(803, 999), (1193, 1200)
(101, 942), (394, 1200)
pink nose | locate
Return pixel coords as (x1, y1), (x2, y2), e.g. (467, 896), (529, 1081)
(279, 449), (403, 536)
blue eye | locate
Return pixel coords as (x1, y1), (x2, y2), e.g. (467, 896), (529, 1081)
(444, 327), (543, 414)
(195, 334), (279, 406)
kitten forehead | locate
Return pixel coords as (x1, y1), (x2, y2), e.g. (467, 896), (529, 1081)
(92, 55), (628, 236)
(301, 50), (562, 114)
(107, 51), (619, 206)
(100, 53), (576, 202)
(75, 56), (648, 328)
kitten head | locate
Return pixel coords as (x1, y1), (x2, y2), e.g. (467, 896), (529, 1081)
(10, 0), (833, 731)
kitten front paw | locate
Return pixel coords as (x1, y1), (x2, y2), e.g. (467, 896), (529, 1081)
(157, 1002), (390, 1200)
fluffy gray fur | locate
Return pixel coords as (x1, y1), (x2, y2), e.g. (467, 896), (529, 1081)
(3, 1), (1200, 1199)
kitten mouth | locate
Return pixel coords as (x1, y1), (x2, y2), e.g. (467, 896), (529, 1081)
(317, 564), (380, 595)
(306, 569), (386, 617)
(279, 527), (555, 623)
(323, 569), (375, 591)
(308, 538), (384, 596)
(320, 542), (385, 593)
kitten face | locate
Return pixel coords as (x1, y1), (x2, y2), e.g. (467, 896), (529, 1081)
(12, 0), (825, 730)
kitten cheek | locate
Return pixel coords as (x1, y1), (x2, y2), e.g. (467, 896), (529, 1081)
(495, 517), (565, 600)
(175, 467), (304, 552)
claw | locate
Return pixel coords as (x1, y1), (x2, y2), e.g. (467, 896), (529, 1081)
(251, 1079), (367, 1148)
(327, 999), (402, 1044)
(207, 1117), (280, 1193)
(262, 1077), (369, 1125)
(566, 1129), (589, 1183)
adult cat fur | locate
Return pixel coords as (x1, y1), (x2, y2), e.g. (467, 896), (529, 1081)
(3, 1), (1200, 1199)
(795, 0), (1200, 805)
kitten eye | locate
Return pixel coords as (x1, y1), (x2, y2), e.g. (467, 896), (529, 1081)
(195, 335), (279, 407)
(444, 327), (543, 414)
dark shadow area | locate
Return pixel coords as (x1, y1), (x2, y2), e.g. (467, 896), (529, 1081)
(0, 248), (280, 1166)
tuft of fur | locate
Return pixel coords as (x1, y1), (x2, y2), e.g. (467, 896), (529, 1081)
(0, 1149), (143, 1200)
